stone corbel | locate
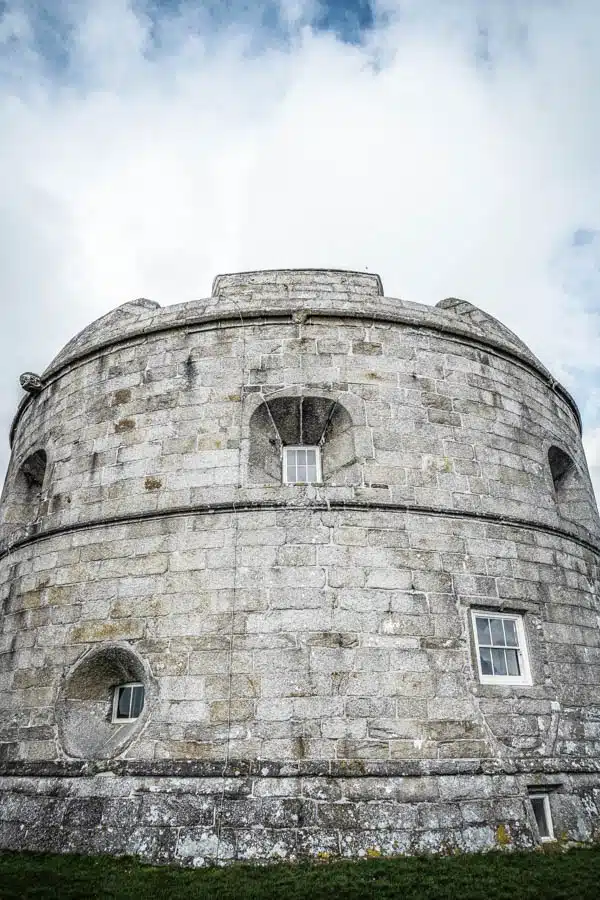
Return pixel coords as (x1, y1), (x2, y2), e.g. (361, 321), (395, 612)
(19, 372), (43, 394)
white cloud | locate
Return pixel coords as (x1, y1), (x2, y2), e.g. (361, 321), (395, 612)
(0, 0), (598, 506)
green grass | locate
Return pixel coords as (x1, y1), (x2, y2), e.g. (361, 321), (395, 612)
(1, 847), (599, 900)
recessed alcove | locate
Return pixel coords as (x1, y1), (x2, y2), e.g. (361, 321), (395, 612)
(548, 446), (575, 492)
(57, 644), (151, 759)
(248, 396), (358, 485)
(547, 445), (596, 530)
(2, 449), (47, 526)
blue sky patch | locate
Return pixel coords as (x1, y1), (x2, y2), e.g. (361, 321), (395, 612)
(572, 228), (598, 247)
(143, 0), (375, 50)
(0, 1), (379, 79)
(313, 0), (374, 44)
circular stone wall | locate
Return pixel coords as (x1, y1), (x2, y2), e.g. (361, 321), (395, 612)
(0, 269), (599, 865)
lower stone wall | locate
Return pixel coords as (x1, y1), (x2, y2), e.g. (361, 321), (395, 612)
(1, 763), (599, 865)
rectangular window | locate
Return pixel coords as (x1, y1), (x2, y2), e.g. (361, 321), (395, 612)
(112, 683), (145, 722)
(283, 446), (322, 484)
(471, 610), (531, 685)
(529, 792), (554, 841)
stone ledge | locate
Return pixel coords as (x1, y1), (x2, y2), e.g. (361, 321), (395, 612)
(2, 756), (600, 779)
(2, 496), (598, 562)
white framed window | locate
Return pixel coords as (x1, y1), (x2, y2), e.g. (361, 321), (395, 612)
(283, 446), (322, 484)
(529, 792), (555, 842)
(112, 683), (145, 723)
(471, 610), (532, 686)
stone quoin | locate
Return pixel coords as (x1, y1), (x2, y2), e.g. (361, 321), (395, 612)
(1, 269), (599, 865)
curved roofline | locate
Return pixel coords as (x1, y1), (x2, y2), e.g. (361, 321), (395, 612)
(33, 270), (555, 378)
(9, 301), (582, 448)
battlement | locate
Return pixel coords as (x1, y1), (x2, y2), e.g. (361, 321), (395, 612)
(212, 268), (384, 299)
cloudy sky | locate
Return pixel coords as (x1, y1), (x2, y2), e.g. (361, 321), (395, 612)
(1, 0), (599, 500)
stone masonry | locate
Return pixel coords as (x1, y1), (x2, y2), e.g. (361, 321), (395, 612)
(1, 269), (599, 865)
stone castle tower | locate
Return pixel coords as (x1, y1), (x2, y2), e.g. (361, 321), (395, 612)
(1, 269), (599, 864)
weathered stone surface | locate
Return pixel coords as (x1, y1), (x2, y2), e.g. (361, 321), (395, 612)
(0, 269), (599, 864)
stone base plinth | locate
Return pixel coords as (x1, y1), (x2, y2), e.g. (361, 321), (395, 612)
(1, 760), (599, 865)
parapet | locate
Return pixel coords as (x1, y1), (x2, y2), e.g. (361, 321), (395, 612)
(48, 298), (162, 373)
(211, 269), (384, 299)
(13, 269), (580, 440)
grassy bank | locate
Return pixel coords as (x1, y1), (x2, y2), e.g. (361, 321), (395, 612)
(1, 847), (599, 899)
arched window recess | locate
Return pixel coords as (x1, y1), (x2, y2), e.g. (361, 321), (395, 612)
(1, 448), (48, 527)
(270, 397), (340, 484)
(548, 445), (575, 493)
(547, 444), (598, 531)
(249, 395), (357, 485)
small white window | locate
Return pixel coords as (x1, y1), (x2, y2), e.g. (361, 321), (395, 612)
(471, 611), (532, 686)
(283, 446), (322, 484)
(529, 792), (554, 841)
(112, 683), (144, 723)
